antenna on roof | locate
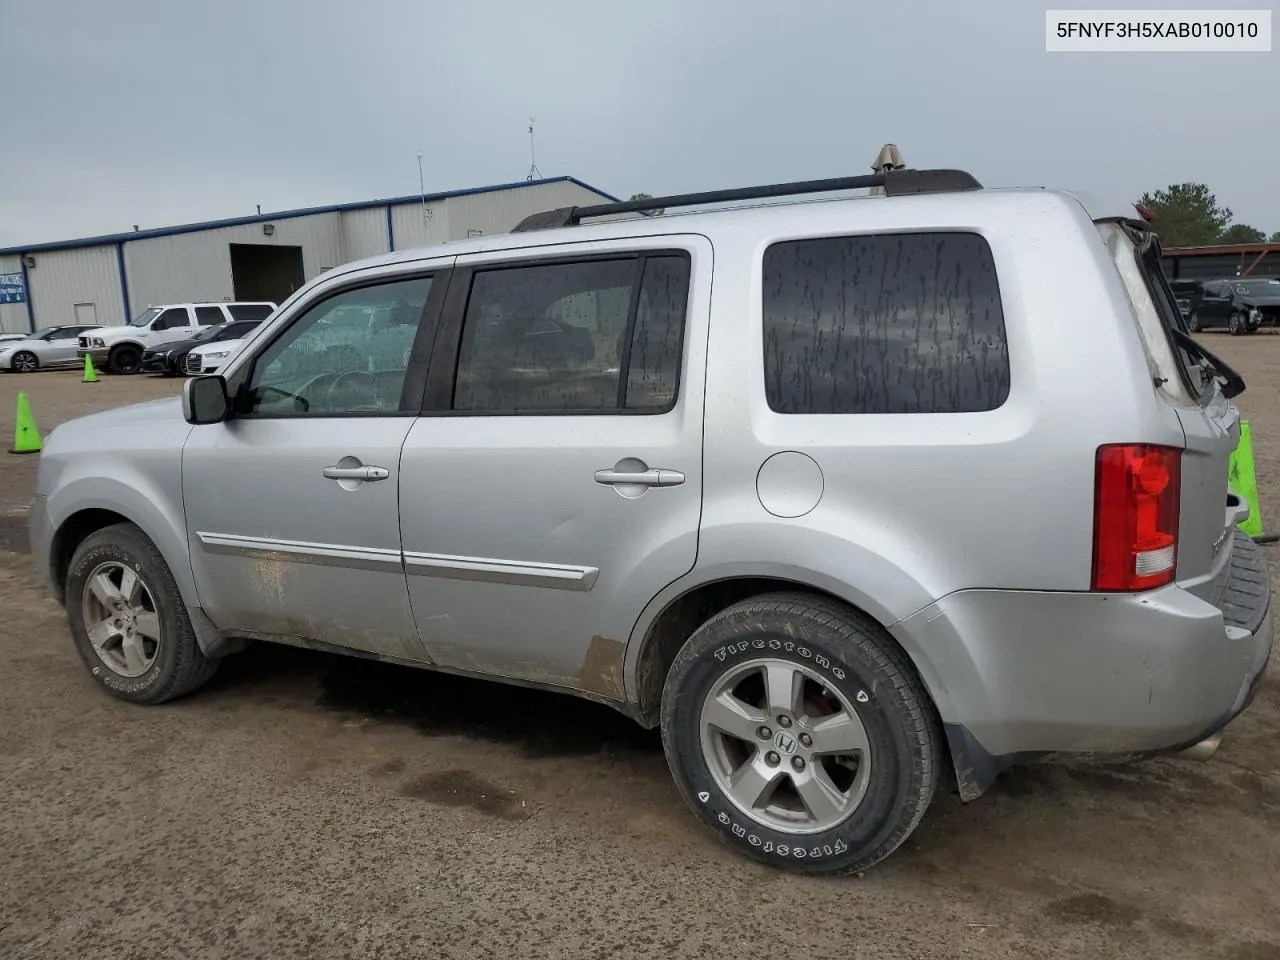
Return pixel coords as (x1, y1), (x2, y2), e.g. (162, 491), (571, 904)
(256, 204), (261, 215)
(417, 152), (432, 225)
(526, 118), (542, 182)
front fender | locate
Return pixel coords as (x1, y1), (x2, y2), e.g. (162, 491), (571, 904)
(43, 465), (195, 610)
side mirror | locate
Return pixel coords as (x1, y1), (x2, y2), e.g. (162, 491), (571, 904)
(182, 375), (230, 425)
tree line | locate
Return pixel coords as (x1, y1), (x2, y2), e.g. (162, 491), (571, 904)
(1138, 183), (1279, 247)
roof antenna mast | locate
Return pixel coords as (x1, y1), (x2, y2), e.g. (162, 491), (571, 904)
(526, 118), (542, 182)
(417, 151), (431, 226)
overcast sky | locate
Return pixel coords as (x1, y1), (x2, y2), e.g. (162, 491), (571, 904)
(1, 0), (1276, 247)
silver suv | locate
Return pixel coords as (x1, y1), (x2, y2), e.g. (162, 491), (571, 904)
(29, 170), (1272, 874)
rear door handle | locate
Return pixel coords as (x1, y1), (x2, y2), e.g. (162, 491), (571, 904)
(594, 468), (685, 487)
(323, 464), (390, 481)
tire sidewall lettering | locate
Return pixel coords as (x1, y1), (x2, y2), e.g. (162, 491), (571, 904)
(685, 629), (894, 866)
(68, 539), (171, 697)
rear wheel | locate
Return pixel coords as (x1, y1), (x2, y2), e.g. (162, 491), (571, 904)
(1186, 312), (1201, 333)
(660, 592), (942, 875)
(109, 344), (143, 374)
(11, 351), (38, 373)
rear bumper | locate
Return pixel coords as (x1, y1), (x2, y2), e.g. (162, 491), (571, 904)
(894, 531), (1271, 792)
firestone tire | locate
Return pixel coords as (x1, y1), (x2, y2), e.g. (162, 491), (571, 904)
(660, 592), (942, 875)
(65, 522), (218, 705)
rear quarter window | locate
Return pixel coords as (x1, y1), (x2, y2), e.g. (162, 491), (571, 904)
(762, 232), (1010, 414)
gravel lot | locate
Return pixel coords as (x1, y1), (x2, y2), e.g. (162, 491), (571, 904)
(1, 340), (1278, 960)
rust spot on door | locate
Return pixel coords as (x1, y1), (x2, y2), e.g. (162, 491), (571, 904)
(577, 635), (626, 701)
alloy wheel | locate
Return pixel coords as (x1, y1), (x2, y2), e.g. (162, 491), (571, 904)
(699, 658), (872, 834)
(80, 561), (162, 677)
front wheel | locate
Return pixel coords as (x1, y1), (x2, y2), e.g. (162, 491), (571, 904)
(1186, 312), (1201, 333)
(1229, 312), (1246, 336)
(108, 344), (143, 374)
(661, 593), (942, 875)
(10, 350), (38, 373)
(65, 522), (217, 704)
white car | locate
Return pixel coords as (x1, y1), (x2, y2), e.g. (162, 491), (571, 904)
(78, 301), (275, 374)
(183, 337), (249, 375)
(0, 325), (105, 373)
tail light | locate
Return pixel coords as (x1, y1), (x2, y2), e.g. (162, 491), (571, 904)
(1092, 444), (1181, 591)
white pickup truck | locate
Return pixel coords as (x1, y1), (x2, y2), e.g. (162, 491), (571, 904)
(78, 301), (276, 374)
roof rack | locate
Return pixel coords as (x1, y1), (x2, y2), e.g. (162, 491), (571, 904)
(511, 168), (982, 232)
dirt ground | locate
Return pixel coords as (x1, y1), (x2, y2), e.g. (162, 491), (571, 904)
(0, 341), (1277, 960)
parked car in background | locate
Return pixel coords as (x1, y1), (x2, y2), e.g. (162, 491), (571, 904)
(78, 301), (275, 374)
(0, 332), (29, 345)
(0, 325), (103, 373)
(1179, 278), (1276, 334)
(184, 335), (254, 375)
(143, 319), (266, 377)
(1228, 277), (1280, 328)
(31, 170), (1270, 876)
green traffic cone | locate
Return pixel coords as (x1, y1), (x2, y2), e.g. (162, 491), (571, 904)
(83, 354), (98, 383)
(9, 391), (41, 455)
(1229, 420), (1263, 538)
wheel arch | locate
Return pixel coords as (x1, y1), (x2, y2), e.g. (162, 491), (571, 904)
(47, 482), (196, 610)
(625, 565), (949, 728)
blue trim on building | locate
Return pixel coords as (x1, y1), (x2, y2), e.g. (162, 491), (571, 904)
(116, 242), (132, 321)
(386, 205), (395, 252)
(0, 176), (620, 256)
(20, 258), (34, 332)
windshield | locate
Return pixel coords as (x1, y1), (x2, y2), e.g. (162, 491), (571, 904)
(30, 328), (60, 341)
(1235, 280), (1280, 297)
(192, 324), (226, 342)
(129, 308), (160, 327)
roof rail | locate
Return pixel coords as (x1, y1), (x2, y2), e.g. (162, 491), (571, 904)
(511, 168), (982, 232)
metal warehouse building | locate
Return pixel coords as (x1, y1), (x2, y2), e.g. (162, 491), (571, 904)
(1161, 242), (1280, 281)
(0, 177), (616, 334)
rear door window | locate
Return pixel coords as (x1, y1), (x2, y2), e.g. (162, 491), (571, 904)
(453, 254), (690, 414)
(762, 232), (1010, 414)
(195, 306), (225, 326)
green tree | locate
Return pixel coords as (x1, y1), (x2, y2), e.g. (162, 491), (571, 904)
(1270, 231), (1280, 243)
(629, 192), (664, 216)
(1137, 183), (1232, 247)
(1219, 224), (1266, 244)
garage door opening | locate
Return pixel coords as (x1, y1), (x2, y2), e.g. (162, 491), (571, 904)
(230, 244), (305, 305)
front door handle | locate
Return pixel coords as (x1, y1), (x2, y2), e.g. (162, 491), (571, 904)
(594, 467), (685, 487)
(323, 464), (389, 481)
